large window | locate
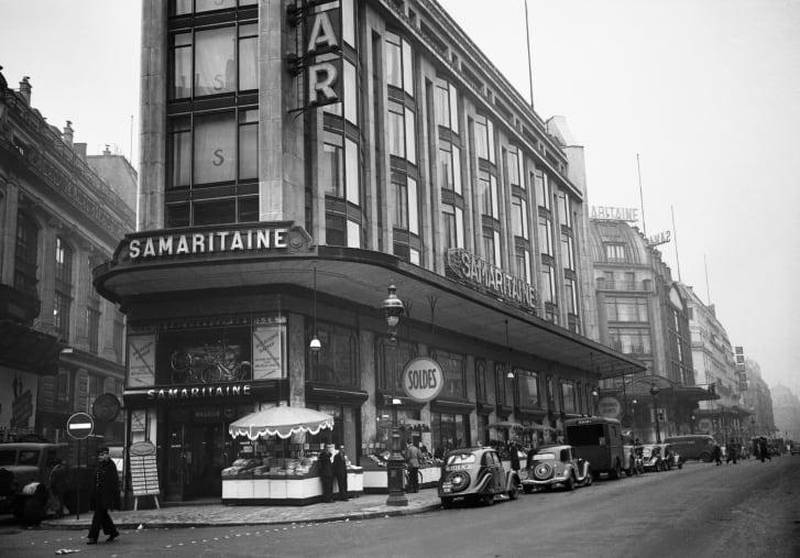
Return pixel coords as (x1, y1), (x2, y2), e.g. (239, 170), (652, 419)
(385, 32), (414, 97)
(434, 80), (459, 133)
(431, 349), (466, 399)
(438, 144), (462, 195)
(605, 297), (649, 322)
(512, 196), (528, 238)
(87, 296), (101, 354)
(377, 339), (417, 393)
(604, 243), (627, 262)
(387, 102), (416, 164)
(321, 133), (359, 205)
(541, 265), (556, 304)
(561, 234), (574, 270)
(14, 210), (39, 295)
(308, 322), (359, 387)
(483, 230), (501, 267)
(169, 20), (257, 100)
(565, 278), (579, 316)
(54, 236), (73, 342)
(609, 328), (652, 355)
(538, 216), (553, 255)
(558, 193), (572, 228)
(515, 249), (531, 283)
(516, 370), (540, 408)
(173, 0), (258, 16)
(534, 170), (550, 210)
(506, 149), (523, 189)
(561, 381), (577, 413)
(479, 171), (499, 218)
(443, 205), (464, 250)
(474, 116), (495, 163)
(393, 177), (419, 235)
(476, 359), (488, 402)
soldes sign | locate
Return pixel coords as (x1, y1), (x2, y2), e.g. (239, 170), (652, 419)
(402, 357), (445, 402)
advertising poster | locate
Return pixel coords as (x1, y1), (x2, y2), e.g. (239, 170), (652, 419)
(128, 334), (156, 387)
(0, 369), (38, 431)
(252, 323), (285, 380)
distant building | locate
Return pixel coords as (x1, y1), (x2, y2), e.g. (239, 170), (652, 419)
(677, 283), (749, 442)
(740, 358), (776, 437)
(0, 70), (136, 446)
(589, 219), (713, 442)
(771, 385), (800, 442)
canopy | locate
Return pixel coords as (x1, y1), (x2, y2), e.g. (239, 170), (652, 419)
(228, 406), (334, 440)
(488, 421), (524, 431)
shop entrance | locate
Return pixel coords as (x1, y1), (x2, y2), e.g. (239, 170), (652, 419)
(165, 407), (236, 501)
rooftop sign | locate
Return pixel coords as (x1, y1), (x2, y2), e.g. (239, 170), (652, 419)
(591, 206), (639, 222)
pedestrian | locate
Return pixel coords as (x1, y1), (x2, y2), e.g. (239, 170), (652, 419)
(333, 444), (349, 500)
(726, 439), (738, 464)
(712, 443), (722, 466)
(86, 447), (120, 545)
(48, 458), (68, 518)
(405, 440), (421, 493)
(508, 442), (520, 472)
(318, 444), (334, 502)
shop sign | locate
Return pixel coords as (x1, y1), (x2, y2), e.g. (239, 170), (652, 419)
(304, 1), (342, 108)
(697, 418), (712, 433)
(402, 357), (445, 402)
(127, 226), (289, 260)
(591, 206), (639, 222)
(129, 440), (156, 457)
(146, 384), (252, 400)
(598, 397), (621, 419)
(647, 230), (671, 246)
(445, 248), (539, 311)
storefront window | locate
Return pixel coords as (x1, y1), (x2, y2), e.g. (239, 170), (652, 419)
(308, 321), (359, 387)
(430, 349), (466, 399)
(561, 380), (577, 413)
(157, 326), (253, 385)
(377, 338), (417, 393)
(516, 370), (539, 408)
(431, 412), (469, 456)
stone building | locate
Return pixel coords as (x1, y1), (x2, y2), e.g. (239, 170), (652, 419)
(771, 385), (800, 442)
(0, 69), (136, 446)
(740, 358), (776, 438)
(94, 0), (643, 502)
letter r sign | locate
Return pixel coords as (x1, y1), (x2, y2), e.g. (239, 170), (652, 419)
(308, 59), (341, 107)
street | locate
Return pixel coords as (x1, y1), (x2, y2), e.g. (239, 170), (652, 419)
(1, 456), (798, 558)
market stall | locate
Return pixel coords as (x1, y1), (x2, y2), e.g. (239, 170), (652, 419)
(222, 405), (362, 505)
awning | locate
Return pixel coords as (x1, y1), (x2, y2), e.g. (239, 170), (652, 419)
(95, 238), (646, 378)
(228, 404), (334, 440)
(0, 319), (62, 375)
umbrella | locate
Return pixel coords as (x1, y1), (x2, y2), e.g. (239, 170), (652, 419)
(488, 421), (524, 431)
(228, 405), (334, 440)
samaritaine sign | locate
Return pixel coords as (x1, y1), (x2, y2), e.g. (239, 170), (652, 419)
(445, 248), (539, 312)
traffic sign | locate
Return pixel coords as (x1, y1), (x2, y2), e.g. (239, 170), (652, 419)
(66, 412), (95, 440)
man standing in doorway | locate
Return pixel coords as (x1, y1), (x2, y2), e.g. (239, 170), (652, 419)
(87, 447), (120, 544)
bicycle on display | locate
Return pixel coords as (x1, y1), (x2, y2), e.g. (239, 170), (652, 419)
(170, 343), (253, 384)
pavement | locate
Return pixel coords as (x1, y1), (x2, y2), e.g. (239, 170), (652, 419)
(41, 489), (442, 530)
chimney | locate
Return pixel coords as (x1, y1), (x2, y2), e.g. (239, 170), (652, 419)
(103, 144), (111, 155)
(74, 142), (87, 160)
(19, 76), (31, 105)
(62, 121), (74, 146)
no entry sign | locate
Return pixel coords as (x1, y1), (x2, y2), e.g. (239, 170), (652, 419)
(66, 412), (95, 440)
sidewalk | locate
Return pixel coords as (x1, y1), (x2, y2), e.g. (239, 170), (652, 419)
(41, 490), (442, 530)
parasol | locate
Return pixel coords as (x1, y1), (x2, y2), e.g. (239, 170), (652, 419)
(228, 405), (334, 440)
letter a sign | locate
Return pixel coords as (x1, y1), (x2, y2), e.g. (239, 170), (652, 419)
(305, 1), (342, 108)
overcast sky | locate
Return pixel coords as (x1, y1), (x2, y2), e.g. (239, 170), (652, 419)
(1, 1), (798, 393)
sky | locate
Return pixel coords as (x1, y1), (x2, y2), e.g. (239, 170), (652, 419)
(1, 1), (798, 392)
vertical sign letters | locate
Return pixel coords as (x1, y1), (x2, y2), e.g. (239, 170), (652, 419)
(305, 1), (342, 108)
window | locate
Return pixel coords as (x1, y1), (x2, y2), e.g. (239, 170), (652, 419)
(534, 170), (550, 210)
(14, 210), (39, 295)
(512, 196), (528, 238)
(478, 172), (499, 218)
(483, 230), (501, 266)
(438, 144), (462, 194)
(431, 349), (466, 399)
(322, 142), (344, 197)
(476, 359), (488, 402)
(54, 236), (73, 342)
(56, 371), (70, 403)
(515, 249), (531, 283)
(565, 278), (578, 316)
(377, 339), (417, 392)
(609, 328), (652, 355)
(560, 233), (574, 270)
(113, 315), (124, 362)
(342, 0), (355, 47)
(605, 297), (649, 322)
(385, 32), (414, 97)
(541, 265), (556, 304)
(604, 243), (627, 262)
(169, 19), (257, 100)
(87, 298), (101, 354)
(506, 149), (523, 188)
(388, 103), (405, 158)
(474, 117), (495, 163)
(561, 381), (577, 413)
(558, 193), (572, 228)
(309, 321), (359, 387)
(516, 370), (539, 408)
(538, 216), (553, 255)
(443, 205), (464, 249)
(434, 80), (459, 133)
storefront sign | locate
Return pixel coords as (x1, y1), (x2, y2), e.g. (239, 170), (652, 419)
(591, 206), (639, 222)
(647, 230), (671, 246)
(304, 1), (342, 108)
(697, 418), (712, 433)
(127, 226), (289, 260)
(598, 397), (621, 419)
(0, 372), (37, 430)
(402, 357), (445, 402)
(253, 322), (285, 380)
(445, 249), (539, 311)
(128, 335), (156, 388)
(146, 384), (252, 400)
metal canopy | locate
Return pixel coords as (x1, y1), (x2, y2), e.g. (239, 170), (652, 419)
(95, 245), (645, 379)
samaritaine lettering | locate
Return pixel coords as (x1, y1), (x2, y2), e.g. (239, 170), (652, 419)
(445, 249), (539, 310)
(146, 384), (252, 400)
(129, 228), (288, 260)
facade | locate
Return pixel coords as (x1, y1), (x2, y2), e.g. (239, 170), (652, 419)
(740, 358), (776, 438)
(95, 0), (643, 503)
(588, 219), (713, 442)
(0, 70), (136, 446)
(771, 385), (800, 442)
(677, 283), (749, 443)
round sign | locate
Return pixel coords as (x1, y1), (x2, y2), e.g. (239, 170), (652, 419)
(92, 393), (121, 422)
(697, 418), (713, 433)
(401, 357), (445, 402)
(597, 397), (621, 419)
(129, 440), (156, 457)
(66, 412), (94, 440)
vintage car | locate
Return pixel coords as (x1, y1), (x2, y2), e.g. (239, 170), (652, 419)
(438, 447), (520, 508)
(641, 444), (681, 471)
(521, 445), (592, 492)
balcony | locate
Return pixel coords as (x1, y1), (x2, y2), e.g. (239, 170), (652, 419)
(596, 279), (653, 292)
(0, 283), (40, 325)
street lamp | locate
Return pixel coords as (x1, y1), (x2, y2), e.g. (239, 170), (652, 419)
(649, 384), (661, 443)
(382, 285), (407, 507)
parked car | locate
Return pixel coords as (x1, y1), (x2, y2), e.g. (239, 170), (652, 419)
(564, 417), (625, 480)
(640, 444), (666, 472)
(663, 435), (716, 462)
(661, 443), (682, 470)
(438, 447), (520, 508)
(0, 443), (70, 523)
(624, 443), (645, 476)
(522, 445), (592, 492)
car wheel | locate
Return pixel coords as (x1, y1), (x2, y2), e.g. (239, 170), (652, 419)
(482, 491), (495, 506)
(699, 451), (711, 463)
(565, 475), (575, 491)
(585, 470), (593, 486)
(508, 482), (520, 500)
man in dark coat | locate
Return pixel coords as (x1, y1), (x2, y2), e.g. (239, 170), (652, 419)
(318, 445), (334, 502)
(332, 445), (349, 500)
(508, 442), (521, 472)
(48, 459), (68, 518)
(87, 447), (120, 544)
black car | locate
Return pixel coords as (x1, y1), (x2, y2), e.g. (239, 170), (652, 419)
(438, 447), (520, 508)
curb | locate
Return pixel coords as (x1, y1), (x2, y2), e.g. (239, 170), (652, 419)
(40, 503), (442, 531)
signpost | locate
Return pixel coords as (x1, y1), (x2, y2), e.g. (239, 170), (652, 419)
(66, 412), (94, 520)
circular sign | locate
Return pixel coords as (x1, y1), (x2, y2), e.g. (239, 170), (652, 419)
(401, 357), (445, 402)
(597, 397), (621, 419)
(129, 440), (156, 457)
(697, 418), (713, 433)
(92, 393), (121, 422)
(66, 412), (94, 440)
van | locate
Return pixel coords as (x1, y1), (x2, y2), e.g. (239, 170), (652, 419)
(663, 435), (716, 462)
(564, 417), (625, 479)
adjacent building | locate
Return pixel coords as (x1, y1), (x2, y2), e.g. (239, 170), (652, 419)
(588, 218), (713, 442)
(0, 70), (136, 446)
(771, 384), (800, 442)
(740, 358), (776, 438)
(94, 0), (643, 502)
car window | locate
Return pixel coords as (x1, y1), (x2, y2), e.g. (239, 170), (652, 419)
(18, 450), (40, 466)
(560, 449), (570, 462)
(534, 452), (555, 460)
(447, 453), (476, 466)
(0, 449), (16, 466)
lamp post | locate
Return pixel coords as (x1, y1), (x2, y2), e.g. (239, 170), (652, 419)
(383, 285), (407, 506)
(649, 384), (661, 443)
